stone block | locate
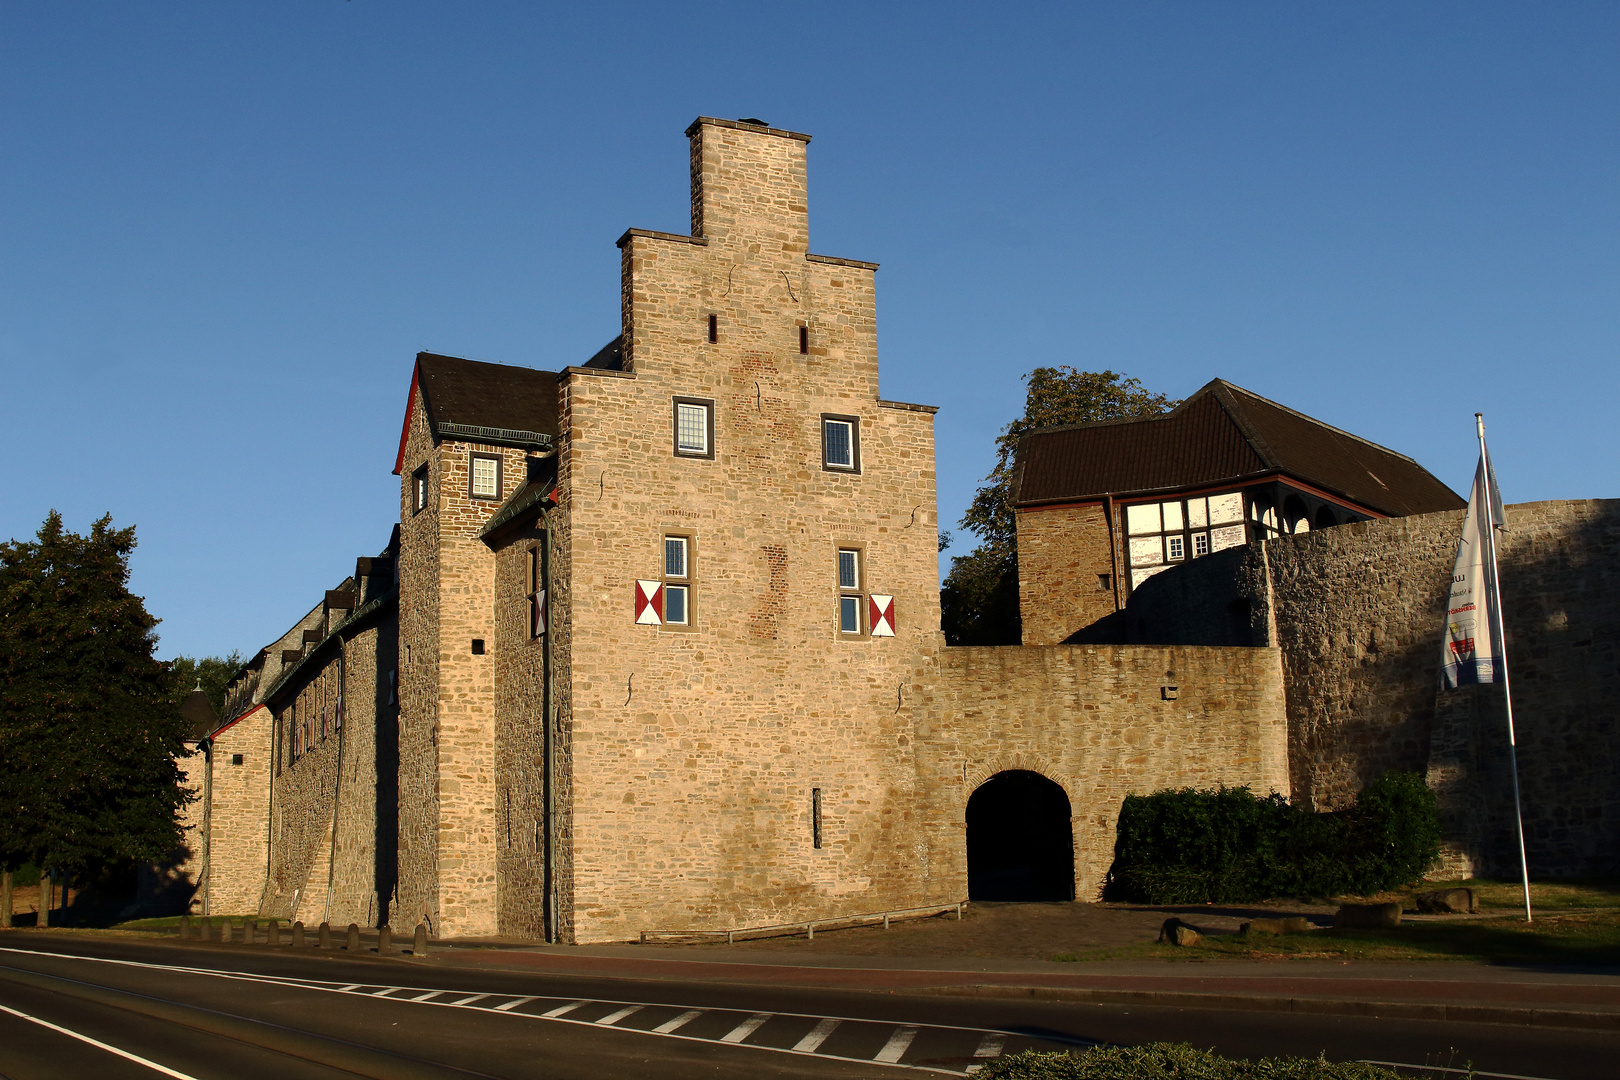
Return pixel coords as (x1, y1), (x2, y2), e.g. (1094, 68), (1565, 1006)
(1334, 902), (1401, 929)
(1414, 887), (1476, 914)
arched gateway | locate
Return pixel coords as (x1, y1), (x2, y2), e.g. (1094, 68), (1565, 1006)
(966, 770), (1075, 901)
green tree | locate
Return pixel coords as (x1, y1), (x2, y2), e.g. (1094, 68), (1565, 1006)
(169, 652), (245, 720)
(0, 513), (194, 898)
(942, 368), (1179, 645)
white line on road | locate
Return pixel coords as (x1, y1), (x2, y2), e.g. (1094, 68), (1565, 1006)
(792, 1016), (840, 1052)
(719, 1012), (772, 1044)
(651, 1009), (702, 1033)
(493, 996), (537, 1012)
(0, 1001), (201, 1080)
(409, 990), (442, 1002)
(447, 993), (488, 1006)
(542, 999), (588, 1018)
(594, 1005), (643, 1026)
(875, 1026), (918, 1064)
(371, 987), (399, 997)
(973, 1033), (1005, 1057)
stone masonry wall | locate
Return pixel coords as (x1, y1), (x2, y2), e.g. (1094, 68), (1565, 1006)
(182, 706), (272, 915)
(556, 119), (943, 943)
(922, 644), (1291, 901)
(1016, 503), (1120, 645)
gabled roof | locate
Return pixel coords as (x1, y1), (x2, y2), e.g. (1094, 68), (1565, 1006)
(1011, 379), (1464, 518)
(393, 353), (561, 474)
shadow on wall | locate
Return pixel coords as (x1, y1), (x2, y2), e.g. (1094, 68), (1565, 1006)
(967, 770), (1075, 902)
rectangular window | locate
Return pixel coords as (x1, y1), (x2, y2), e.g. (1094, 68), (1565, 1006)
(665, 536), (688, 578)
(799, 325), (809, 354)
(470, 453), (501, 499)
(1193, 532), (1210, 557)
(673, 398), (714, 458)
(1167, 535), (1185, 561)
(839, 594), (861, 634)
(822, 415), (859, 472)
(707, 314), (718, 343)
(412, 466), (429, 514)
(837, 547), (863, 635)
(232, 753), (244, 766)
(837, 548), (859, 591)
(661, 533), (694, 628)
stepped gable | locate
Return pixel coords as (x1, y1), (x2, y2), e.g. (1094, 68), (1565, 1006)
(1012, 379), (1463, 517)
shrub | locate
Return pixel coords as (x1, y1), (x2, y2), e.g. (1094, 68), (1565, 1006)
(1107, 772), (1440, 903)
(976, 1043), (1406, 1080)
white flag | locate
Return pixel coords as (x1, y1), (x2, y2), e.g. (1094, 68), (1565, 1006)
(1440, 448), (1506, 688)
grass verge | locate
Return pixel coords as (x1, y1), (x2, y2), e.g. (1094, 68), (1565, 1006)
(978, 1043), (1405, 1079)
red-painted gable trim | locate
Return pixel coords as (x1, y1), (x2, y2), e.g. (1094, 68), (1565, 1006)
(393, 361), (422, 476)
(204, 702), (267, 742)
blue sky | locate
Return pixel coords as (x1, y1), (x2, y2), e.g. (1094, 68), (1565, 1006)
(3, 2), (1615, 661)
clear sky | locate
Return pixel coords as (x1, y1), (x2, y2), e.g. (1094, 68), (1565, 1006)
(3, 2), (1615, 662)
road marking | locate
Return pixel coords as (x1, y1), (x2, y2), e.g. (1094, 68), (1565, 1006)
(594, 1005), (643, 1026)
(720, 1012), (771, 1043)
(652, 1009), (702, 1033)
(447, 993), (488, 1006)
(793, 1016), (840, 1052)
(0, 1001), (202, 1080)
(876, 1026), (918, 1064)
(409, 990), (442, 1002)
(370, 987), (399, 997)
(493, 996), (536, 1012)
(337, 984), (361, 992)
(974, 1033), (1005, 1057)
(541, 999), (587, 1018)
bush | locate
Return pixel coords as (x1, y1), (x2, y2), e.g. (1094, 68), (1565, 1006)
(1107, 772), (1440, 903)
(976, 1043), (1406, 1080)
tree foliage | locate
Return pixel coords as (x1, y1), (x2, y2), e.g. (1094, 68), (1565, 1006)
(170, 652), (245, 719)
(942, 368), (1179, 645)
(0, 512), (194, 879)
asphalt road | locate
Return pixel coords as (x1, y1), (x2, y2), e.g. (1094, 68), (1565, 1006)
(0, 936), (1614, 1079)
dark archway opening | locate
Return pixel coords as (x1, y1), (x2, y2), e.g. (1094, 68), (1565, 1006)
(1314, 506), (1339, 531)
(966, 770), (1075, 901)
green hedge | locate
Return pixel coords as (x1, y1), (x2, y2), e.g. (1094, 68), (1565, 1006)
(977, 1044), (1406, 1080)
(1107, 772), (1440, 903)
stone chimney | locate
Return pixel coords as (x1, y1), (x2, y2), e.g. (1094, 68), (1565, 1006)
(686, 117), (811, 257)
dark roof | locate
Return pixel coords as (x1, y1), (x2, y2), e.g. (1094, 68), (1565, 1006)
(582, 336), (625, 371)
(180, 688), (219, 742)
(480, 459), (560, 542)
(417, 353), (561, 441)
(1012, 380), (1464, 517)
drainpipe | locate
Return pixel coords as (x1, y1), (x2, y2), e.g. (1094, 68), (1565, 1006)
(200, 735), (213, 916)
(539, 499), (557, 944)
(1103, 494), (1123, 615)
(324, 641), (346, 925)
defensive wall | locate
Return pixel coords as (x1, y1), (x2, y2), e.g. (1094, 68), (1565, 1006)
(1126, 498), (1620, 877)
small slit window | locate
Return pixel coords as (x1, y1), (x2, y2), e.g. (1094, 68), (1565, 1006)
(707, 314), (718, 343)
(799, 325), (809, 354)
(411, 466), (429, 514)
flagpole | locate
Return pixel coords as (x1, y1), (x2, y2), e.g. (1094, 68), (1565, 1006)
(1476, 413), (1532, 923)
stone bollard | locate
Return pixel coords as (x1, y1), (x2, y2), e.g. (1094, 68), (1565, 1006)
(201, 919), (214, 943)
(266, 920), (282, 946)
(318, 922), (332, 949)
(1335, 902), (1402, 929)
(291, 922), (305, 948)
(346, 923), (360, 951)
(413, 923), (428, 957)
(246, 919), (258, 945)
(377, 924), (392, 955)
(178, 916), (190, 941)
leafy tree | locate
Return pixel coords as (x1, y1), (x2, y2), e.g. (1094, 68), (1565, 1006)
(169, 652), (245, 720)
(942, 368), (1179, 645)
(0, 513), (194, 899)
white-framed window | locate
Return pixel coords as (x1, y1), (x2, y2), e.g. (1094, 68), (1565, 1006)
(411, 465), (429, 514)
(470, 453), (502, 499)
(1166, 535), (1185, 561)
(674, 398), (713, 458)
(821, 415), (860, 472)
(837, 547), (863, 635)
(663, 535), (692, 626)
(1194, 532), (1210, 557)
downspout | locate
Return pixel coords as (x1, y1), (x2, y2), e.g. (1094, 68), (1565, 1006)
(1103, 494), (1123, 615)
(200, 736), (213, 916)
(324, 640), (346, 924)
(539, 499), (557, 944)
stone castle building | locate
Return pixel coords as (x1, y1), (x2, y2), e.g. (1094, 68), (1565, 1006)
(173, 118), (1618, 941)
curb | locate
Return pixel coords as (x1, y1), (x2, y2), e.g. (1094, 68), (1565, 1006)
(917, 983), (1620, 1031)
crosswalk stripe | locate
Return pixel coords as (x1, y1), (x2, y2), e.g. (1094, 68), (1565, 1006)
(792, 1017), (840, 1053)
(651, 1010), (702, 1034)
(719, 1013), (772, 1044)
(874, 1026), (918, 1064)
(337, 984), (361, 992)
(494, 996), (537, 1012)
(448, 994), (488, 1006)
(974, 1033), (1006, 1058)
(410, 990), (441, 1002)
(595, 1005), (643, 1026)
(371, 987), (399, 997)
(542, 1000), (588, 1018)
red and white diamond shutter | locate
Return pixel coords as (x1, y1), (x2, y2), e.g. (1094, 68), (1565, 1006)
(870, 594), (895, 637)
(634, 580), (664, 625)
(531, 589), (547, 637)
